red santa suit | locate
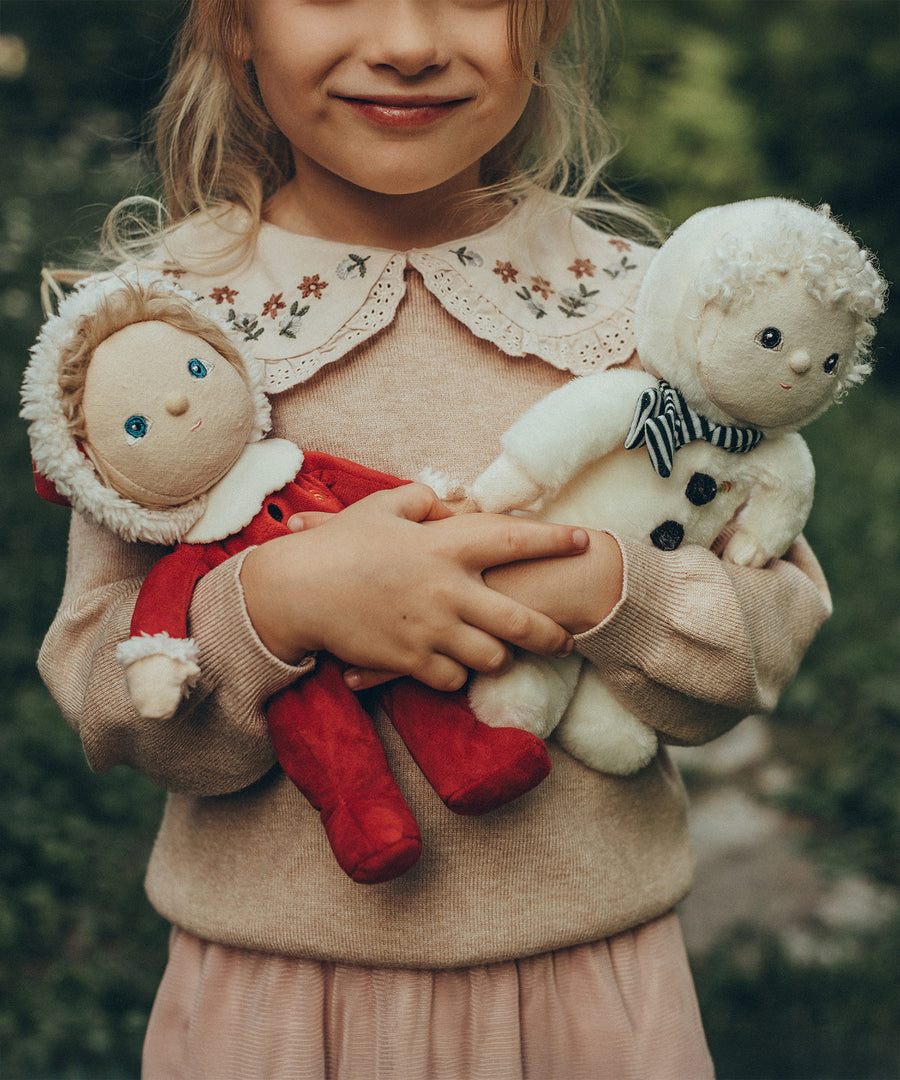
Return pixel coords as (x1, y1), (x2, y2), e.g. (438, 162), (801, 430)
(119, 451), (551, 884)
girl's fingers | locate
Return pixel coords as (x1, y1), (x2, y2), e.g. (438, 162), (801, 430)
(286, 511), (333, 532)
(461, 591), (574, 660)
(428, 514), (589, 569)
(344, 667), (403, 691)
(374, 482), (455, 523)
(287, 482), (453, 533)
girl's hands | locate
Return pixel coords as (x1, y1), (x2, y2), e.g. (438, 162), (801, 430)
(240, 484), (591, 692)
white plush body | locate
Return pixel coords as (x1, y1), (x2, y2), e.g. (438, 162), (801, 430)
(467, 368), (815, 774)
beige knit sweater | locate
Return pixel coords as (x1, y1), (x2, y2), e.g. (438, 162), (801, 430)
(37, 203), (831, 968)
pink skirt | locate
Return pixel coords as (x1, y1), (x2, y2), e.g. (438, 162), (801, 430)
(143, 913), (713, 1080)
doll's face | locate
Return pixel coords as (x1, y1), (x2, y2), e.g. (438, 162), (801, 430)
(693, 270), (856, 428)
(81, 320), (256, 507)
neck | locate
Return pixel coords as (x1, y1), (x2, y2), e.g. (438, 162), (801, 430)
(263, 157), (504, 249)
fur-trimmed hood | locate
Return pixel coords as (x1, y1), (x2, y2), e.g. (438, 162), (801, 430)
(21, 270), (274, 545)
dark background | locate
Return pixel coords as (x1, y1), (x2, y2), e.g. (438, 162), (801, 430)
(1, 2), (897, 1076)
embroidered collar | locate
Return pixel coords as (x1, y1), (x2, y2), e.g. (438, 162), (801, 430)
(157, 194), (655, 394)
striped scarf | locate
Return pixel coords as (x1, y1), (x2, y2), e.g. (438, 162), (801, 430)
(624, 380), (764, 478)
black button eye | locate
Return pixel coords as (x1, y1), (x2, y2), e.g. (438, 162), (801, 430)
(757, 327), (783, 350)
(267, 503), (284, 522)
(823, 353), (839, 374)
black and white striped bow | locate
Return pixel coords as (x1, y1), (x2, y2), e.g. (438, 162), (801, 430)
(624, 380), (764, 478)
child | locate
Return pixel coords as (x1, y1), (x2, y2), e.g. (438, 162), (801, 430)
(34, 1), (832, 1076)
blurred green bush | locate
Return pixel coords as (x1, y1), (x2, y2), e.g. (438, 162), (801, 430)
(1, 1), (897, 1076)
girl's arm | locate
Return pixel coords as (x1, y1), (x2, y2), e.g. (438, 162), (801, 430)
(38, 488), (587, 795)
(240, 483), (588, 692)
(38, 512), (305, 795)
(483, 528), (831, 746)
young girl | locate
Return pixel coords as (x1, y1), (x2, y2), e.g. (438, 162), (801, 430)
(35, 1), (832, 1076)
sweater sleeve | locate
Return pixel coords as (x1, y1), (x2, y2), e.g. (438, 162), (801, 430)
(574, 532), (831, 745)
(37, 511), (314, 795)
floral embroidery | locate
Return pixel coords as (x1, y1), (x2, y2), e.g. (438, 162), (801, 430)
(558, 283), (600, 319)
(262, 293), (287, 318)
(336, 254), (371, 280)
(493, 260), (519, 284)
(530, 276), (554, 300)
(298, 274), (328, 299)
(161, 262), (186, 278)
(603, 254), (637, 278)
(278, 301), (310, 339)
(450, 245), (483, 267)
(514, 285), (547, 319)
(226, 309), (264, 341)
(210, 285), (239, 305)
(568, 258), (596, 280)
(608, 239), (632, 253)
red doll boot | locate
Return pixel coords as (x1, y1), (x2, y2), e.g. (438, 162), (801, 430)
(379, 678), (552, 815)
(267, 658), (423, 885)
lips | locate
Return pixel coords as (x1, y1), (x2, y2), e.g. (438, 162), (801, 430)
(340, 95), (468, 128)
(779, 383), (792, 390)
(190, 418), (203, 432)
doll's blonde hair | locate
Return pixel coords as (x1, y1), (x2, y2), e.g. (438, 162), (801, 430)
(58, 279), (248, 439)
(102, 0), (657, 265)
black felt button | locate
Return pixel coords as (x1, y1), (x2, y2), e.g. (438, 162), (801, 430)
(650, 520), (685, 550)
(686, 472), (718, 506)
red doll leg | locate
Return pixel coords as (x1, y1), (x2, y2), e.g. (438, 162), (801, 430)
(267, 658), (422, 885)
(379, 679), (551, 816)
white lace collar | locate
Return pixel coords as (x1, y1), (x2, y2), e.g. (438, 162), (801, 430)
(157, 195), (655, 394)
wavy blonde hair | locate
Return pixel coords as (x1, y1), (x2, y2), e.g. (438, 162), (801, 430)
(102, 0), (657, 265)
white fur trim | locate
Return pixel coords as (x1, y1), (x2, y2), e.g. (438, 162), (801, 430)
(20, 270), (271, 544)
(117, 632), (201, 667)
(185, 439), (305, 542)
(415, 467), (464, 501)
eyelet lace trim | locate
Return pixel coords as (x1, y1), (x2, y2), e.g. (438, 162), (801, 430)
(263, 256), (407, 391)
(414, 256), (635, 375)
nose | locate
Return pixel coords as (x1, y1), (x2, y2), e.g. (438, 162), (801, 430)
(165, 393), (190, 416)
(364, 0), (450, 77)
(787, 349), (811, 374)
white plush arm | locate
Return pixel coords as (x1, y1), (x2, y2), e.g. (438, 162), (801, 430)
(470, 368), (656, 512)
(723, 433), (816, 567)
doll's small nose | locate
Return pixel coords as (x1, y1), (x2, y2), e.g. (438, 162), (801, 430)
(165, 393), (190, 416)
(787, 349), (811, 374)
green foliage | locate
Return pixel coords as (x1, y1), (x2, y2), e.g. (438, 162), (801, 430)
(695, 916), (900, 1079)
(0, 688), (167, 1079)
(772, 391), (900, 887)
(1, 1), (897, 1077)
(609, 0), (900, 384)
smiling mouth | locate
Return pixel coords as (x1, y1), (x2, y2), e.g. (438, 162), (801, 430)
(780, 383), (792, 390)
(341, 96), (468, 128)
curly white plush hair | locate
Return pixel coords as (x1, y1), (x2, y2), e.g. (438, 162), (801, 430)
(635, 198), (888, 408)
(691, 203), (886, 398)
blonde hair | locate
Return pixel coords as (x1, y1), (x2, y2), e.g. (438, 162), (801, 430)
(102, 0), (657, 265)
(58, 279), (248, 439)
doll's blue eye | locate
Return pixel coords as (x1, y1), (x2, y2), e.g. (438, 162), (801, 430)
(757, 327), (783, 350)
(823, 353), (839, 374)
(188, 358), (208, 378)
(124, 415), (148, 439)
